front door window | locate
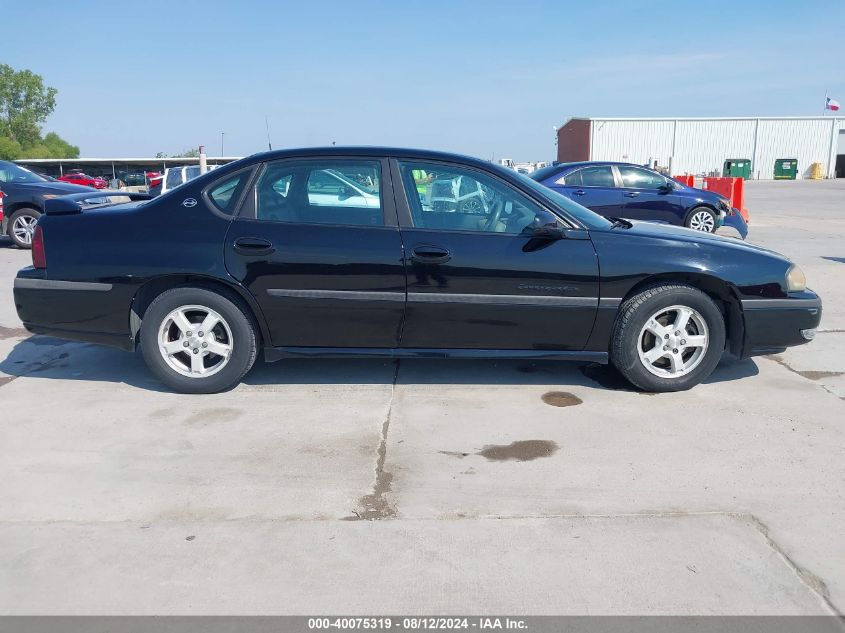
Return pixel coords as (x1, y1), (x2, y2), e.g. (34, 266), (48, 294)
(400, 161), (546, 234)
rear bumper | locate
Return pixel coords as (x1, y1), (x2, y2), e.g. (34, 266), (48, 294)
(741, 292), (822, 357)
(13, 272), (135, 351)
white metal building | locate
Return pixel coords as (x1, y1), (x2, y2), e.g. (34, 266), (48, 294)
(555, 117), (845, 179)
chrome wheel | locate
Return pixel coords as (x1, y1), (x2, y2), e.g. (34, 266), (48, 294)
(637, 304), (709, 378)
(688, 210), (715, 232)
(12, 214), (38, 245)
(157, 305), (233, 378)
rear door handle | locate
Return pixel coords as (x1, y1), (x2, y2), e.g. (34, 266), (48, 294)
(624, 192), (640, 198)
(234, 237), (275, 256)
(572, 189), (586, 196)
(411, 244), (451, 264)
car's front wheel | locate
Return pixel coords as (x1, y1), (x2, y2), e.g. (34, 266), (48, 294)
(685, 206), (717, 233)
(610, 284), (725, 392)
(8, 208), (41, 249)
(140, 286), (258, 394)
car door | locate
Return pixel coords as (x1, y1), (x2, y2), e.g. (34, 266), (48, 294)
(548, 165), (624, 217)
(223, 157), (406, 349)
(393, 159), (599, 351)
(616, 165), (684, 223)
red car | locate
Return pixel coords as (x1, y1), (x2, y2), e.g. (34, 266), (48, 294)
(58, 170), (108, 189)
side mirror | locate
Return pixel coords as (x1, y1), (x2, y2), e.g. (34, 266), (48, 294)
(659, 181), (674, 192)
(533, 225), (564, 239)
(531, 213), (565, 239)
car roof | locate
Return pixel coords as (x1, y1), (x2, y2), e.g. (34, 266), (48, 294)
(555, 161), (649, 169)
(244, 146), (497, 170)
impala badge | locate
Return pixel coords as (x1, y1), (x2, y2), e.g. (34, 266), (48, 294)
(182, 198), (198, 208)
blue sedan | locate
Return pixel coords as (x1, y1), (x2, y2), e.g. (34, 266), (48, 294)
(530, 161), (748, 239)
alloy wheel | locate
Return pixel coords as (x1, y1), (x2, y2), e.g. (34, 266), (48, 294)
(689, 210), (715, 232)
(157, 305), (234, 378)
(12, 215), (38, 245)
(637, 304), (709, 378)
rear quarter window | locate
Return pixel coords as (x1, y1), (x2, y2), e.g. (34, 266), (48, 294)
(206, 169), (252, 216)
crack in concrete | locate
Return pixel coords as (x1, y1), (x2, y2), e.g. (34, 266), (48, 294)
(766, 355), (845, 382)
(344, 360), (400, 521)
(746, 514), (839, 615)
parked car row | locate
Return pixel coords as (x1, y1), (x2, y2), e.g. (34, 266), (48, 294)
(57, 169), (108, 189)
(12, 147), (819, 396)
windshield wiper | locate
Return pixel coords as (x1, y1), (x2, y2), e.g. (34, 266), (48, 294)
(609, 217), (632, 229)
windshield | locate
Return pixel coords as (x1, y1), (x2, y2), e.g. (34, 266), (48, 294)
(511, 169), (613, 230)
(0, 162), (48, 184)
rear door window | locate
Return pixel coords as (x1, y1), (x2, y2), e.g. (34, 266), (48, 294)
(254, 160), (383, 226)
(578, 166), (616, 187)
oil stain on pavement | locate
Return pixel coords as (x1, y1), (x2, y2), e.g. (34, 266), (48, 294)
(440, 440), (559, 462)
(541, 391), (582, 407)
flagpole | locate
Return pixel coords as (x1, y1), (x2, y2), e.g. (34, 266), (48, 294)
(823, 93), (828, 116)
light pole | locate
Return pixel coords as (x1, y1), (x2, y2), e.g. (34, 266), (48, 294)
(221, 132), (225, 157)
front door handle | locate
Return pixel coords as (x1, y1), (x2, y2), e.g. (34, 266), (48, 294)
(624, 192), (640, 198)
(572, 189), (586, 196)
(411, 244), (451, 264)
(234, 237), (275, 256)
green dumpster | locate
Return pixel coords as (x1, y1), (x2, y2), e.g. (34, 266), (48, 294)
(723, 159), (752, 179)
(774, 158), (798, 180)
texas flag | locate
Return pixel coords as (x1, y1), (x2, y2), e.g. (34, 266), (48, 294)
(826, 97), (841, 111)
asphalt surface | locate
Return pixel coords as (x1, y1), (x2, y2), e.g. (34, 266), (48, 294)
(0, 179), (843, 614)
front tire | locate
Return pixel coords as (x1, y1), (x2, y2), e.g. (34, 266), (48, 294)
(140, 286), (258, 394)
(610, 284), (726, 392)
(685, 206), (717, 233)
(8, 208), (41, 249)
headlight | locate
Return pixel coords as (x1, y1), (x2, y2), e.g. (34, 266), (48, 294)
(718, 197), (732, 212)
(786, 264), (807, 292)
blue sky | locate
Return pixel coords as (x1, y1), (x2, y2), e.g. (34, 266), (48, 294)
(4, 0), (844, 161)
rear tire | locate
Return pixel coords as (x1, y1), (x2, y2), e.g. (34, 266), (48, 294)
(685, 206), (717, 233)
(8, 208), (41, 249)
(610, 284), (725, 392)
(140, 286), (257, 394)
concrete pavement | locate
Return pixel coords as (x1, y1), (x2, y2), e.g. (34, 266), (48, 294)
(0, 179), (843, 614)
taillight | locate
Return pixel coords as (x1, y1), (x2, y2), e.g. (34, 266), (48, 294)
(0, 191), (4, 222)
(32, 225), (47, 269)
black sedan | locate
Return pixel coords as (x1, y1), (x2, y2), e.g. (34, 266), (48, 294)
(12, 147), (821, 394)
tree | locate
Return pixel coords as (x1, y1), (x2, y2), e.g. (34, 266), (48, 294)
(0, 136), (22, 160)
(0, 64), (79, 159)
(42, 132), (79, 158)
(0, 64), (57, 145)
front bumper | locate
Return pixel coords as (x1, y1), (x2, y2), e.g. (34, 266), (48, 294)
(741, 291), (822, 357)
(723, 208), (749, 239)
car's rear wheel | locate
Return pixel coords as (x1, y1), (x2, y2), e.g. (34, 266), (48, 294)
(610, 284), (725, 392)
(8, 208), (41, 249)
(140, 286), (258, 394)
(685, 206), (717, 233)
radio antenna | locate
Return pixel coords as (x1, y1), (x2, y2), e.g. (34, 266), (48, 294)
(265, 116), (273, 151)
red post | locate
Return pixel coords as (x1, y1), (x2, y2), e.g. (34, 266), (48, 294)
(704, 177), (750, 223)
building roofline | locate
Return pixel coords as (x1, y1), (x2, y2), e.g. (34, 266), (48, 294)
(563, 116), (841, 124)
(14, 157), (243, 164)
